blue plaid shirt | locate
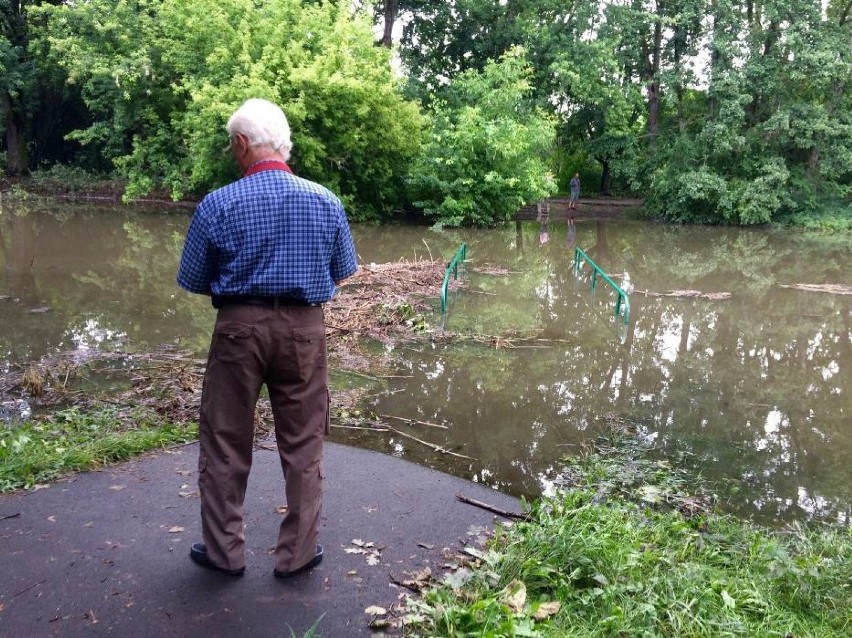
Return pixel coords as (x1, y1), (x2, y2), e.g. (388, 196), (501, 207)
(177, 169), (357, 304)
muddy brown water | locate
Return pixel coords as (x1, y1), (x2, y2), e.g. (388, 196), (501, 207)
(1, 201), (849, 526)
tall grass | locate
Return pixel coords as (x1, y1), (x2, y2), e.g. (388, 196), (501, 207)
(403, 446), (851, 637)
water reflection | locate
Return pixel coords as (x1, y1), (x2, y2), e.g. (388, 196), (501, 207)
(1, 202), (849, 525)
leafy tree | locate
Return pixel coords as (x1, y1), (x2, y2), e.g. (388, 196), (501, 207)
(406, 48), (557, 227)
(0, 0), (31, 174)
(647, 0), (852, 224)
(31, 0), (424, 221)
(1, 0), (86, 175)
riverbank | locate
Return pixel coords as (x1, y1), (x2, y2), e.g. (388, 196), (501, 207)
(401, 440), (852, 637)
(0, 172), (196, 209)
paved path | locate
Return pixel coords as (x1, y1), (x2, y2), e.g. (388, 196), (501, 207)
(0, 442), (520, 637)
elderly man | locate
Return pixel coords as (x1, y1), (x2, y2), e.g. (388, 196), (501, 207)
(177, 98), (357, 578)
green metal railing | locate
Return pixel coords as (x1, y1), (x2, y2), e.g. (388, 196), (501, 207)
(441, 243), (467, 314)
(574, 247), (630, 325)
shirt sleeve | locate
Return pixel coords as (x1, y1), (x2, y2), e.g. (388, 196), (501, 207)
(176, 202), (217, 294)
(329, 206), (358, 284)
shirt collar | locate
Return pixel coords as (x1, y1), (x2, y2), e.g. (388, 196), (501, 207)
(243, 159), (293, 177)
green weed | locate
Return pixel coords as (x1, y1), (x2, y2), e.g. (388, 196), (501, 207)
(0, 406), (196, 491)
(403, 445), (851, 637)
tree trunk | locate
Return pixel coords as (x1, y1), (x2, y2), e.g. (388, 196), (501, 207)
(2, 93), (28, 176)
(808, 147), (820, 178)
(644, 15), (663, 148)
(380, 0), (398, 48)
(599, 160), (612, 195)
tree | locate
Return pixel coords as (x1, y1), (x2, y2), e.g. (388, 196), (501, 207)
(406, 48), (557, 227)
(32, 0), (424, 221)
(1, 0), (33, 175)
(647, 0), (852, 223)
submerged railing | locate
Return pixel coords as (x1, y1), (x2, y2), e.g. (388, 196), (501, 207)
(441, 243), (467, 314)
(574, 247), (630, 325)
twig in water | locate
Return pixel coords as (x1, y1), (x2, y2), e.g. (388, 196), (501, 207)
(380, 414), (449, 429)
(386, 426), (477, 460)
(330, 423), (390, 432)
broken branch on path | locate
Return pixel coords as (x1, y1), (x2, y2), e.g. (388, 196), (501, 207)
(455, 493), (531, 522)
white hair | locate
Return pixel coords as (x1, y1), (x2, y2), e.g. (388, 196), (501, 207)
(226, 98), (293, 161)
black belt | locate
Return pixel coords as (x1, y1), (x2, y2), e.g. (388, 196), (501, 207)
(212, 295), (319, 309)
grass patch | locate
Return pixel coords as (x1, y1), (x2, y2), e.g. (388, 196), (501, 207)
(402, 443), (852, 637)
(0, 406), (196, 491)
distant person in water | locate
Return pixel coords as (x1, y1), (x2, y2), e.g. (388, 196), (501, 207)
(569, 174), (580, 210)
(539, 219), (549, 245)
(566, 216), (576, 250)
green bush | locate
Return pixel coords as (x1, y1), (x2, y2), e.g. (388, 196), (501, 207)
(407, 48), (558, 227)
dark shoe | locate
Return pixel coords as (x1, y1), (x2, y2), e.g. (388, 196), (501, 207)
(274, 545), (323, 578)
(190, 542), (245, 576)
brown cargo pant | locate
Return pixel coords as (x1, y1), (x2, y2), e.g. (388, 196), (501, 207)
(197, 304), (328, 574)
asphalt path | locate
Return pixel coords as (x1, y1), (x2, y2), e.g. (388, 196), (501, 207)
(0, 441), (520, 637)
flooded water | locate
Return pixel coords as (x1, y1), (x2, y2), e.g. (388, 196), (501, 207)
(1, 201), (849, 526)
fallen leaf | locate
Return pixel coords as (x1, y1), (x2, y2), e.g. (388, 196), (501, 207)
(345, 548), (367, 554)
(351, 539), (365, 547)
(366, 554), (380, 566)
(443, 568), (473, 589)
(364, 605), (387, 616)
(108, 485), (125, 491)
(47, 515), (56, 523)
(167, 526), (185, 533)
(532, 601), (561, 620)
(410, 567), (432, 582)
(462, 547), (485, 560)
(275, 506), (288, 515)
(417, 542), (435, 550)
(500, 579), (527, 614)
(178, 491), (198, 498)
(347, 570), (358, 576)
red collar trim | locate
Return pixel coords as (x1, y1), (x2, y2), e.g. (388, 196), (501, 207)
(243, 159), (293, 177)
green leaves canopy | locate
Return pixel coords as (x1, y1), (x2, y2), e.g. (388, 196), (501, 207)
(32, 0), (424, 221)
(406, 48), (557, 227)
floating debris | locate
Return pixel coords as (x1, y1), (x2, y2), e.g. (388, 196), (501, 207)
(635, 289), (732, 300)
(778, 283), (851, 296)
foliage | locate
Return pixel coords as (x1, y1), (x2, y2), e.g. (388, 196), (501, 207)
(406, 48), (557, 227)
(29, 0), (424, 221)
(0, 406), (196, 491)
(29, 163), (105, 193)
(394, 0), (851, 224)
(779, 202), (852, 232)
(403, 445), (852, 637)
(633, 0), (852, 224)
(4, 0), (849, 226)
